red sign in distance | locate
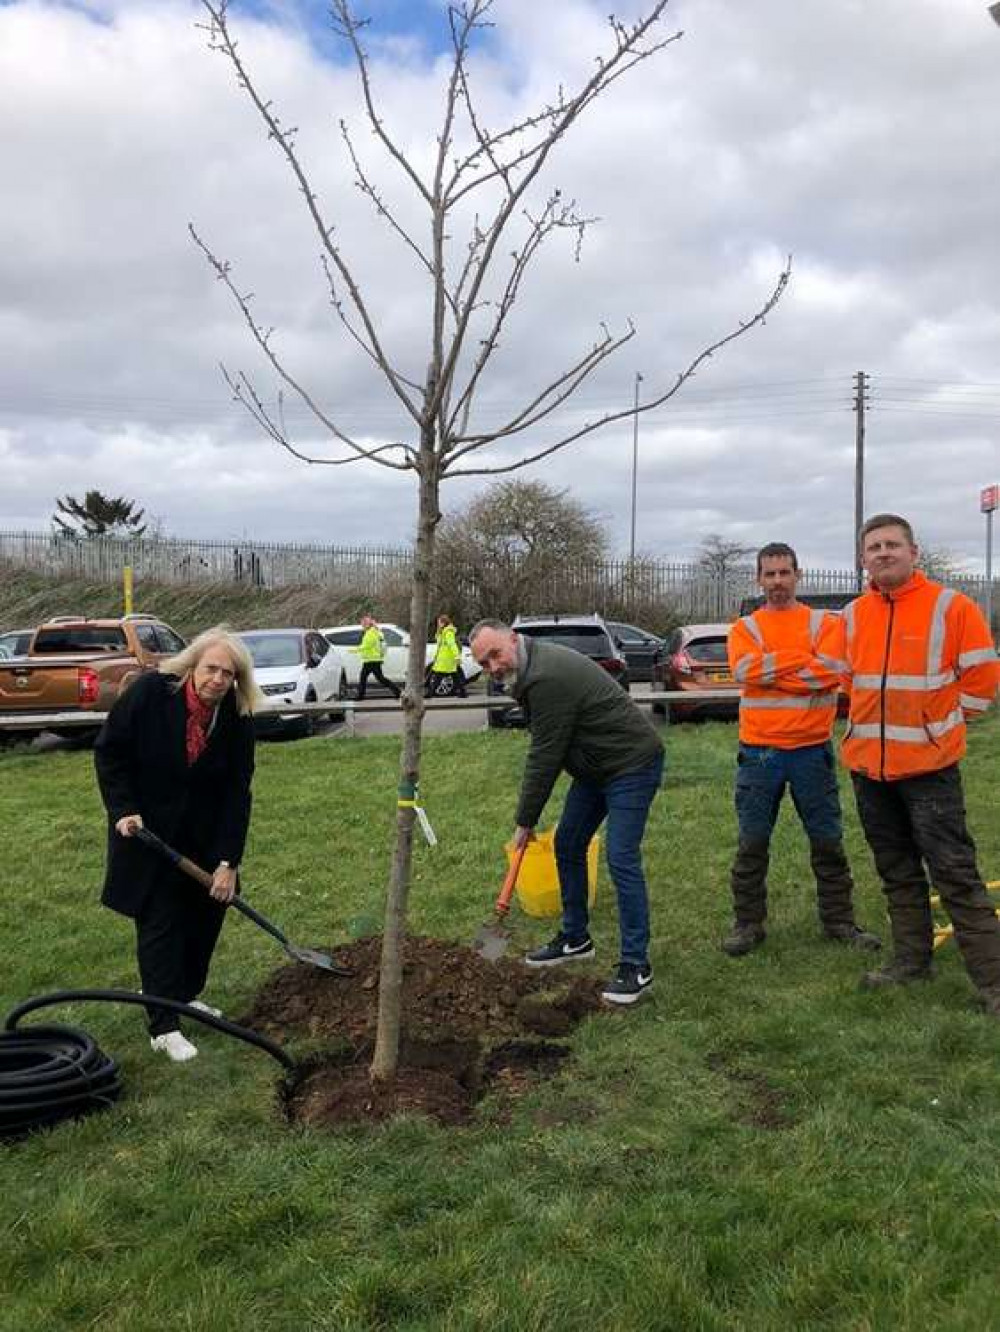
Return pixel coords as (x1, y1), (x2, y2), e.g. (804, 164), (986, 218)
(981, 485), (999, 514)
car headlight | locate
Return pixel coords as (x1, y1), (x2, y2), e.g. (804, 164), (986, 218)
(262, 681), (298, 696)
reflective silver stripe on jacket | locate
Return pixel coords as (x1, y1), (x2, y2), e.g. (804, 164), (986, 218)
(760, 651), (777, 684)
(960, 693), (991, 712)
(733, 654), (754, 683)
(845, 709), (964, 742)
(740, 615), (764, 646)
(816, 651), (849, 675)
(740, 695), (836, 711)
(808, 608), (825, 645)
(958, 647), (998, 669)
(926, 587), (954, 676)
(852, 671), (956, 691)
(843, 600), (856, 651)
(796, 668), (834, 692)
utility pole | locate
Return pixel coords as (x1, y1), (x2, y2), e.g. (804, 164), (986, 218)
(629, 371), (643, 567)
(853, 370), (869, 590)
(981, 485), (998, 631)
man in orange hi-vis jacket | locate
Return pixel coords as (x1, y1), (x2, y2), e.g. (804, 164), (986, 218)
(818, 513), (1000, 1009)
(722, 543), (881, 957)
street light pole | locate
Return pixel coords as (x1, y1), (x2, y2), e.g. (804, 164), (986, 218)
(629, 371), (642, 566)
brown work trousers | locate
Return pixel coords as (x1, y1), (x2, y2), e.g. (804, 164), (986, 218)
(851, 764), (1000, 991)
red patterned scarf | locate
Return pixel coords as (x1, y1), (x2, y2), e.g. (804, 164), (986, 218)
(184, 677), (215, 766)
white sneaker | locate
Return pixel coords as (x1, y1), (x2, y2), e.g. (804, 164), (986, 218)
(188, 1000), (223, 1018)
(150, 1031), (198, 1062)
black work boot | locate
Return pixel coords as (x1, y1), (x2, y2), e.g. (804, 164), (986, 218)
(859, 960), (934, 990)
(728, 838), (768, 930)
(824, 923), (882, 951)
(721, 921), (766, 957)
(810, 839), (872, 937)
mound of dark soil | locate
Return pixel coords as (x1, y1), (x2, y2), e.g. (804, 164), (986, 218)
(240, 935), (604, 1129)
(241, 934), (604, 1046)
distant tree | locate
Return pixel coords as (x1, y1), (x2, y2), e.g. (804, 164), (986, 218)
(917, 545), (969, 584)
(434, 480), (607, 624)
(696, 532), (754, 580)
(53, 491), (147, 539)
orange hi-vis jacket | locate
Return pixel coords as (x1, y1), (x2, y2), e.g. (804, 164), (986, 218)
(817, 571), (999, 782)
(728, 604), (840, 749)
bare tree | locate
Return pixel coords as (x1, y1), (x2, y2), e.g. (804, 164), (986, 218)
(434, 479), (608, 624)
(193, 0), (790, 1082)
(917, 545), (970, 584)
(696, 532), (755, 581)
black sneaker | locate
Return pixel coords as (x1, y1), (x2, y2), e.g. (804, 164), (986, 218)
(524, 932), (595, 967)
(601, 962), (653, 1005)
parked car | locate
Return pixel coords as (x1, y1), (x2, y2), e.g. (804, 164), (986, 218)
(605, 621), (665, 683)
(737, 590), (857, 616)
(652, 623), (738, 723)
(321, 622), (481, 693)
(238, 629), (349, 739)
(488, 613), (629, 729)
(0, 628), (34, 660)
(0, 614), (187, 742)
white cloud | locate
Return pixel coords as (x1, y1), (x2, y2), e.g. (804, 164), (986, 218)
(1, 0), (999, 573)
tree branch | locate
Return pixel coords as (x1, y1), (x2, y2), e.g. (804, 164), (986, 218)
(190, 224), (413, 471)
(447, 259), (792, 476)
(429, 3), (677, 425)
(198, 0), (422, 426)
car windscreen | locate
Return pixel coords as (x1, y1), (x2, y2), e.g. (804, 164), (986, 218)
(31, 627), (128, 653)
(518, 626), (612, 655)
(240, 634), (303, 669)
(685, 637), (730, 665)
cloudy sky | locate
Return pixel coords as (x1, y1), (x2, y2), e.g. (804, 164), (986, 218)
(2, 0), (999, 570)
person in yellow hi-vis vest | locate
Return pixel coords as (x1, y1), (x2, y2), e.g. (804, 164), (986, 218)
(356, 615), (402, 701)
(426, 614), (467, 697)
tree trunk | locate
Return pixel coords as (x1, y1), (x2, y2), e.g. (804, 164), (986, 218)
(370, 452), (439, 1083)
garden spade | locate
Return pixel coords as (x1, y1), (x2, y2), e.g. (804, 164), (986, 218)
(473, 840), (529, 962)
(135, 828), (353, 976)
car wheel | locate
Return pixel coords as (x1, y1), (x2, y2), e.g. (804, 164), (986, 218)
(329, 673), (349, 722)
(300, 689), (317, 737)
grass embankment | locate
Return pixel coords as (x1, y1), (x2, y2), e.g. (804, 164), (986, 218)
(4, 720), (1000, 1330)
(0, 567), (394, 640)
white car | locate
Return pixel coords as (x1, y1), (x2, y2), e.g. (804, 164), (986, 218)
(238, 628), (349, 738)
(321, 622), (481, 691)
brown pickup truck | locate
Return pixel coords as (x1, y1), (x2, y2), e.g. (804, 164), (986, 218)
(0, 615), (187, 740)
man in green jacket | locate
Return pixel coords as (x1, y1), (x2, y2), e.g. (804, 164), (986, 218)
(356, 615), (402, 702)
(470, 619), (664, 1005)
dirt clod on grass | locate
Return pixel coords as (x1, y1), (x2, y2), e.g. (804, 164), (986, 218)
(706, 1049), (795, 1131)
(240, 935), (603, 1128)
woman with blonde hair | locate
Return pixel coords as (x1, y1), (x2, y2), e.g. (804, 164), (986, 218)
(94, 626), (261, 1062)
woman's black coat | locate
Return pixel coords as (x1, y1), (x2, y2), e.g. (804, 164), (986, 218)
(94, 671), (255, 918)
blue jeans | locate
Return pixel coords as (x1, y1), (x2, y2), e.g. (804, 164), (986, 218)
(554, 752), (664, 967)
(735, 742), (843, 843)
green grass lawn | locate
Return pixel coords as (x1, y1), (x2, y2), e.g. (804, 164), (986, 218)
(4, 718), (1000, 1331)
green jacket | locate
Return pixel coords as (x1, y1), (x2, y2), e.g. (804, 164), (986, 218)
(513, 638), (663, 828)
(431, 624), (461, 674)
(359, 625), (385, 663)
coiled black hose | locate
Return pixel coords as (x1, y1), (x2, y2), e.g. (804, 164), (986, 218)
(1, 989), (294, 1142)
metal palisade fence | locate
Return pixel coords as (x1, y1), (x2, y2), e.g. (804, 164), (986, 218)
(0, 530), (994, 627)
